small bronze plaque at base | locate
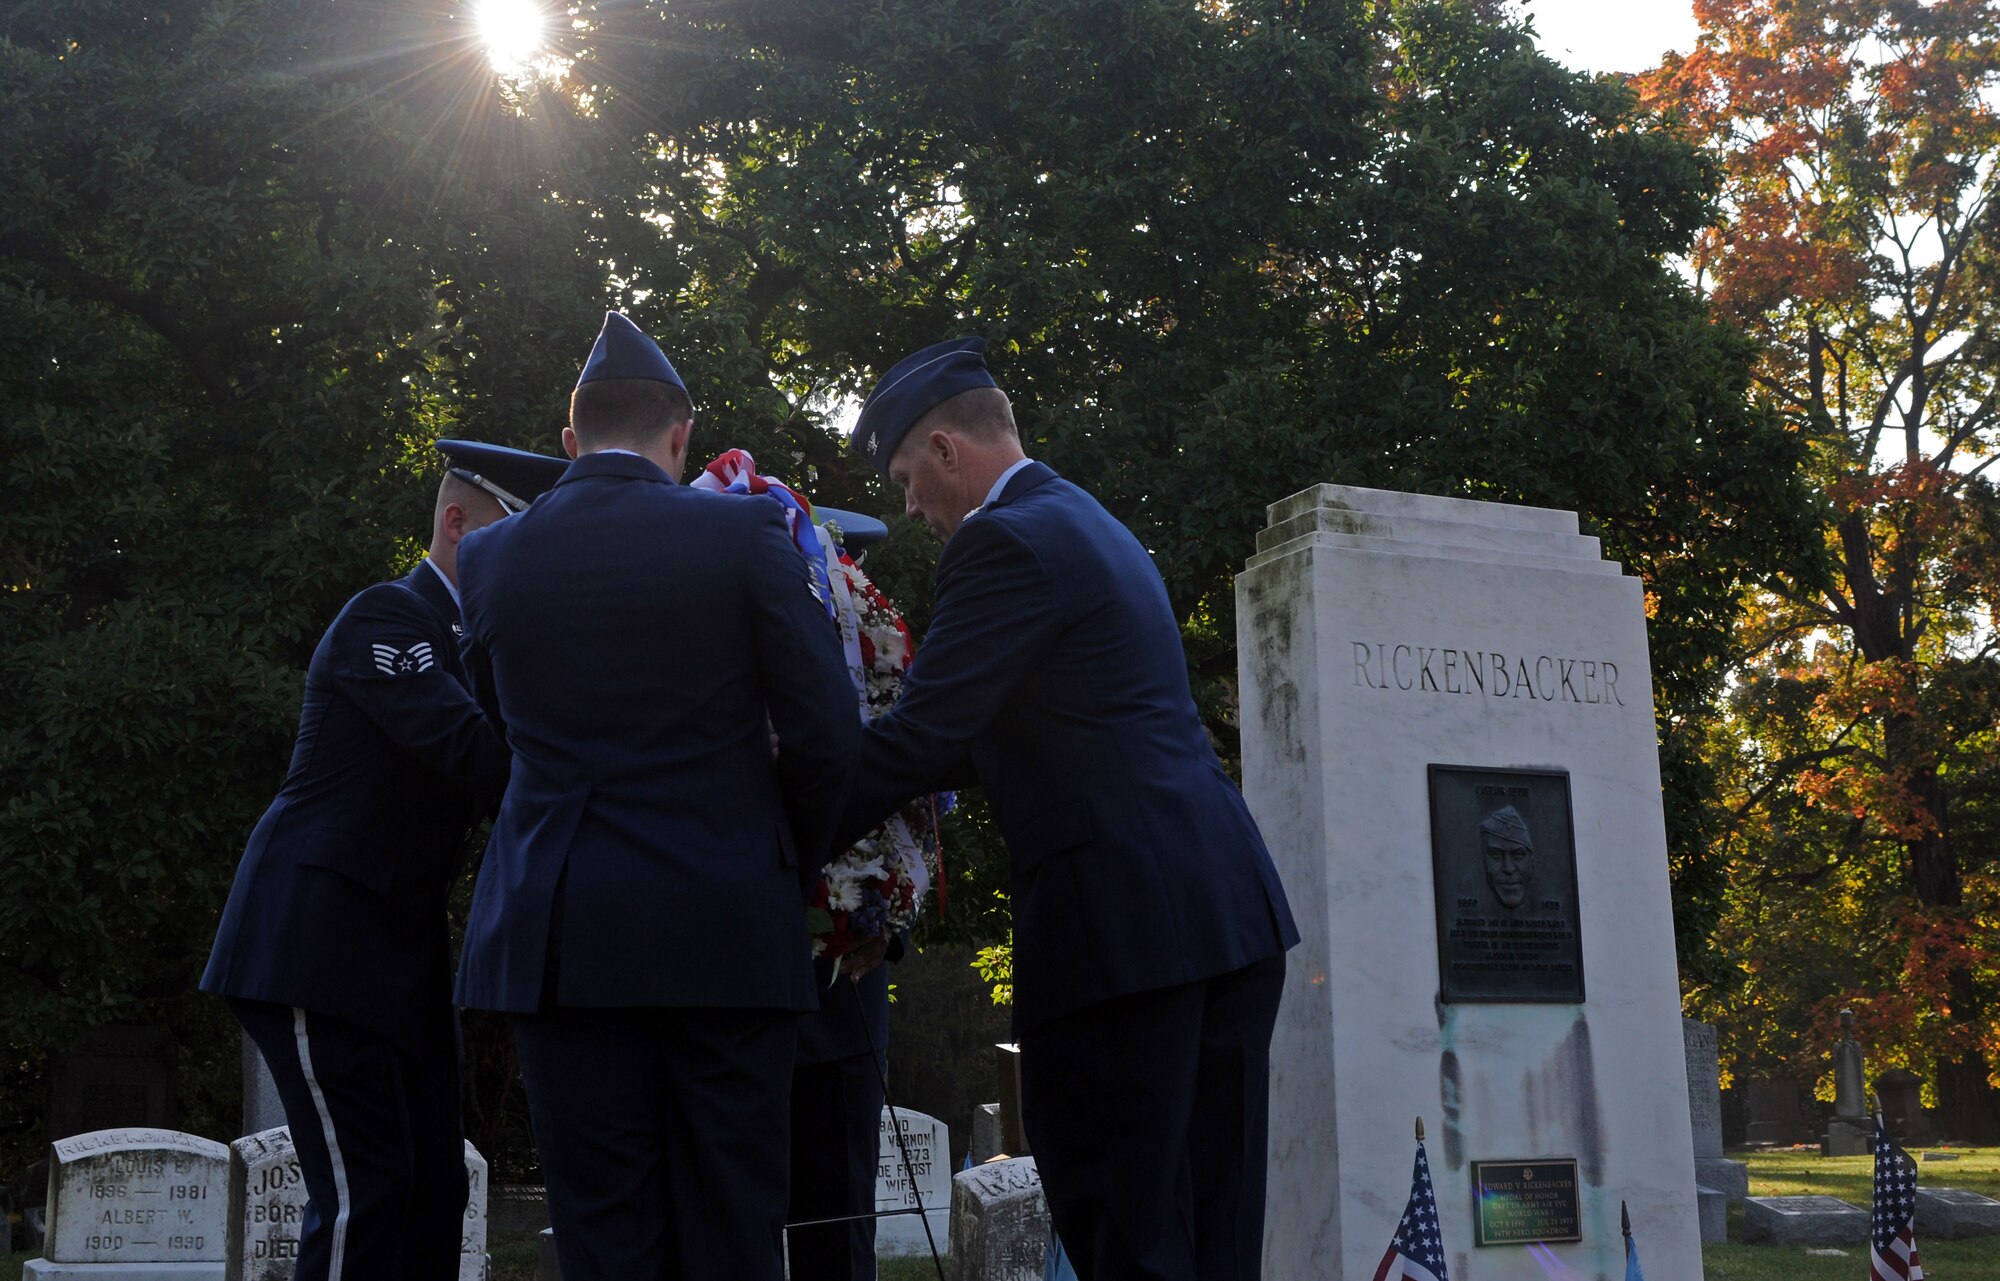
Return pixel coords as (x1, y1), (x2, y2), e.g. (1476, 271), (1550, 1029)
(1472, 1158), (1583, 1246)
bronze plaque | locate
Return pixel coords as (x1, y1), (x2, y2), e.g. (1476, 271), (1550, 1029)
(1429, 765), (1584, 1003)
(1472, 1158), (1583, 1246)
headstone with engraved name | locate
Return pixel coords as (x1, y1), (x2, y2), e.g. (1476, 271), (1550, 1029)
(1240, 484), (1703, 1279)
(1741, 1194), (1868, 1245)
(24, 1128), (227, 1280)
(221, 1128), (488, 1281)
(875, 1107), (950, 1258)
(459, 1141), (490, 1281)
(1683, 1019), (1749, 1201)
(947, 1156), (1047, 1281)
(225, 1128), (304, 1281)
(1914, 1187), (2000, 1239)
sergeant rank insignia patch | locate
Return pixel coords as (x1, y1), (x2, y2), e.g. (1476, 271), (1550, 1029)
(372, 641), (435, 675)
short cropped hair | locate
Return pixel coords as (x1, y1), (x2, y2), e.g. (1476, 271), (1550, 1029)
(569, 377), (695, 451)
(920, 386), (1016, 443)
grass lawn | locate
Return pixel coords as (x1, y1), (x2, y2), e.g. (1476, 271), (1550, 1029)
(1702, 1144), (2000, 1279)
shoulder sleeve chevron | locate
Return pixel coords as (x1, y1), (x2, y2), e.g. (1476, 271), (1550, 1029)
(327, 582), (510, 792)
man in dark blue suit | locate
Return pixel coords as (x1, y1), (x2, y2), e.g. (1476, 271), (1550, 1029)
(202, 439), (567, 1281)
(454, 313), (857, 1281)
(837, 338), (1299, 1281)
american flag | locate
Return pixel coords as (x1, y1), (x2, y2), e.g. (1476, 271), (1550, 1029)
(1373, 1133), (1449, 1281)
(1870, 1117), (1924, 1280)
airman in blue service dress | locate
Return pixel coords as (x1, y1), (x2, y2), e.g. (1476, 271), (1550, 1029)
(202, 440), (568, 1281)
(836, 339), (1300, 1281)
(452, 313), (858, 1281)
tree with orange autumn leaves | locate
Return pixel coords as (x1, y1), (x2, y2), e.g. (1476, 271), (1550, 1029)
(1640, 0), (2000, 1133)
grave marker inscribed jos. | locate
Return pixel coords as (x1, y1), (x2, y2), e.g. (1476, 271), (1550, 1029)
(226, 1128), (303, 1281)
(224, 1128), (488, 1281)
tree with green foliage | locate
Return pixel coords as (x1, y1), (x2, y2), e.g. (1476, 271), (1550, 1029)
(0, 0), (605, 1171)
(547, 0), (1817, 969)
(1641, 0), (2000, 1133)
(3, 0), (1818, 1186)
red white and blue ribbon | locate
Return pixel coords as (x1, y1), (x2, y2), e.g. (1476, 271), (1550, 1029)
(690, 448), (835, 618)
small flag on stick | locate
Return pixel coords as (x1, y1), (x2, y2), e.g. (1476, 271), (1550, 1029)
(1373, 1117), (1449, 1281)
(1622, 1200), (1644, 1281)
(1870, 1111), (1924, 1280)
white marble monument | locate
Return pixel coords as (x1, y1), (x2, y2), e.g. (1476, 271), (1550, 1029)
(1238, 484), (1702, 1279)
(26, 1128), (229, 1280)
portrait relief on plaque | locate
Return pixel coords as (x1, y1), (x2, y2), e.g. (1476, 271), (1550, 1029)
(1428, 765), (1585, 1003)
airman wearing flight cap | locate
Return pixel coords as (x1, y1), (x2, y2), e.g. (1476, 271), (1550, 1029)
(834, 336), (1299, 1281)
(202, 438), (568, 1281)
(452, 311), (857, 1281)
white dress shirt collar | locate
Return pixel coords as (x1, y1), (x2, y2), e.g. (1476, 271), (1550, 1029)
(422, 556), (461, 611)
(982, 457), (1036, 511)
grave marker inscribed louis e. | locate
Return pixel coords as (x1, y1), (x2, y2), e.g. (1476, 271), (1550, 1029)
(42, 1128), (228, 1264)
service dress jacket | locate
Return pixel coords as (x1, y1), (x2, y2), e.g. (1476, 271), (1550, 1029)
(202, 563), (508, 1056)
(838, 462), (1299, 1031)
(452, 451), (857, 1015)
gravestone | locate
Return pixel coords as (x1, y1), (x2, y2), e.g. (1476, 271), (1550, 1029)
(224, 1128), (302, 1281)
(1874, 1069), (1934, 1146)
(223, 1128), (487, 1281)
(875, 1107), (950, 1258)
(1743, 1078), (1811, 1146)
(1822, 1010), (1870, 1156)
(946, 1156), (1047, 1281)
(46, 1029), (177, 1141)
(1695, 1186), (1727, 1245)
(971, 1104), (1003, 1165)
(1913, 1187), (2000, 1239)
(237, 1040), (284, 1139)
(1238, 484), (1702, 1279)
(1741, 1194), (1868, 1245)
(1683, 1020), (1749, 1199)
(993, 1044), (1028, 1156)
(490, 1186), (549, 1235)
(25, 1128), (228, 1280)
(460, 1141), (490, 1281)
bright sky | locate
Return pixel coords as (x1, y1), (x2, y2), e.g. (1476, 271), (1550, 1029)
(1519, 0), (1701, 74)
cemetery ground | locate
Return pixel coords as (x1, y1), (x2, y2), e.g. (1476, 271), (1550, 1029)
(1708, 1145), (2000, 1279)
(3, 1149), (1996, 1279)
(477, 1236), (939, 1281)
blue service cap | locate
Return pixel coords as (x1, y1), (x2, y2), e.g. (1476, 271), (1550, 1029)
(576, 311), (688, 397)
(436, 439), (570, 513)
(815, 506), (889, 551)
(851, 336), (996, 476)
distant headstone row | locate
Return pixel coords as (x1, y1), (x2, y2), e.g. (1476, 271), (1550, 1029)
(21, 1128), (487, 1281)
(1743, 1189), (2000, 1244)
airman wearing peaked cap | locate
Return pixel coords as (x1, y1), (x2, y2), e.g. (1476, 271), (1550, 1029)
(203, 439), (566, 1281)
